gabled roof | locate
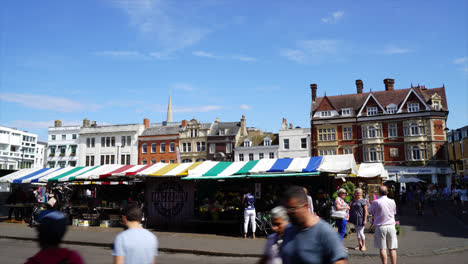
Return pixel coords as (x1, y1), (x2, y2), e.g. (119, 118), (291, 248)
(397, 88), (431, 113)
(311, 85), (448, 118)
(314, 95), (337, 112)
(208, 122), (241, 136)
(356, 93), (387, 117)
(236, 133), (279, 147)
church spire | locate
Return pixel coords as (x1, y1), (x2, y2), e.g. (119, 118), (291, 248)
(167, 94), (173, 122)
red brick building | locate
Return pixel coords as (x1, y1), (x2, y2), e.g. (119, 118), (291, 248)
(138, 120), (181, 164)
(310, 79), (451, 184)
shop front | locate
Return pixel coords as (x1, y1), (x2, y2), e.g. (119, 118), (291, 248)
(385, 166), (452, 186)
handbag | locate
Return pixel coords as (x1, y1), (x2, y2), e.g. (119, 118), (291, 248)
(331, 204), (346, 219)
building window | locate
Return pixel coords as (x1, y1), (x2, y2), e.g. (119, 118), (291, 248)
(111, 155), (115, 164)
(100, 155), (105, 165)
(151, 143), (156, 153)
(226, 143), (232, 153)
(91, 138), (95, 148)
(142, 159), (147, 165)
(318, 128), (336, 141)
(160, 159), (165, 163)
(363, 125), (381, 139)
(319, 149), (337, 156)
(249, 153), (254, 161)
(218, 129), (225, 136)
(106, 155), (110, 164)
(407, 146), (426, 161)
(369, 126), (376, 138)
(264, 138), (271, 146)
(411, 123), (418, 135)
(343, 148), (353, 155)
(389, 124), (397, 138)
(126, 155), (130, 165)
(170, 142), (175, 152)
(106, 137), (111, 147)
(342, 108), (352, 116)
(259, 153), (264, 159)
(408, 103), (420, 112)
(343, 127), (352, 140)
(121, 155), (126, 165)
(127, 136), (131, 146)
(142, 143), (147, 153)
(151, 159), (156, 164)
(111, 137), (115, 147)
(62, 135), (66, 140)
(269, 152), (274, 159)
(433, 101), (440, 110)
(363, 147), (383, 162)
(160, 143), (166, 153)
(386, 105), (397, 114)
(320, 111), (331, 117)
(301, 138), (307, 149)
(239, 154), (244, 161)
(121, 136), (126, 147)
(182, 159), (192, 163)
(284, 139), (290, 149)
(72, 134), (77, 139)
(367, 107), (378, 116)
(197, 142), (201, 152)
(86, 156), (90, 166)
(390, 148), (399, 157)
(91, 156), (95, 166)
(209, 144), (216, 154)
(187, 143), (191, 152)
(86, 138), (91, 148)
(58, 161), (66, 168)
(244, 140), (251, 147)
(170, 159), (175, 163)
(101, 137), (105, 147)
(51, 135), (56, 140)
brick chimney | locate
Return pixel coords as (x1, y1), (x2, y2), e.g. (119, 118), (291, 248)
(181, 120), (188, 127)
(384, 78), (395, 91)
(356, 80), (363, 94)
(310, 84), (317, 102)
(143, 118), (149, 129)
(240, 115), (248, 136)
(82, 118), (90, 128)
(289, 123), (293, 129)
(281, 118), (287, 130)
(54, 120), (62, 127)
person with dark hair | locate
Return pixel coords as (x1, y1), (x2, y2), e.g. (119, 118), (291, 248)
(280, 186), (348, 264)
(368, 186), (398, 264)
(25, 211), (84, 264)
(113, 203), (158, 264)
(242, 188), (256, 239)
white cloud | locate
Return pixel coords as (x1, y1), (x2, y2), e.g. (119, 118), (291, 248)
(193, 51), (218, 58)
(454, 57), (467, 64)
(109, 0), (211, 56)
(321, 10), (344, 24)
(381, 45), (411, 55)
(240, 104), (251, 110)
(0, 93), (101, 112)
(96, 51), (148, 59)
(281, 39), (339, 63)
(231, 55), (256, 62)
(171, 83), (195, 91)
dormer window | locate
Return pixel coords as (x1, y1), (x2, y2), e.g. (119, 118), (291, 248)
(342, 108), (352, 116)
(386, 104), (397, 114)
(244, 139), (252, 147)
(433, 101), (440, 111)
(320, 111), (331, 117)
(408, 103), (419, 112)
(367, 107), (377, 116)
(218, 129), (225, 136)
(431, 93), (442, 111)
(264, 137), (272, 146)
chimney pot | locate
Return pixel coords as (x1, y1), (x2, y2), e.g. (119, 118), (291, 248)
(310, 84), (317, 102)
(82, 118), (90, 128)
(355, 79), (363, 94)
(384, 78), (395, 91)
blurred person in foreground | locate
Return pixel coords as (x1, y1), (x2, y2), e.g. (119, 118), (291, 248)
(368, 186), (398, 264)
(25, 211), (84, 264)
(258, 206), (289, 264)
(113, 202), (158, 264)
(280, 186), (347, 264)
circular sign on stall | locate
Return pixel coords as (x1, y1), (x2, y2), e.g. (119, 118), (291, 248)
(152, 181), (188, 217)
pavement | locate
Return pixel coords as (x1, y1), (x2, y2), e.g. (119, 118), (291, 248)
(1, 203), (467, 258)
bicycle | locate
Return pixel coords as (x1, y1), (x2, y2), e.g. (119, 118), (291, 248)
(239, 211), (273, 237)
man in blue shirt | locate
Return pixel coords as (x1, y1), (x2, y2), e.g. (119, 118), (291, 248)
(280, 186), (348, 264)
(113, 202), (158, 264)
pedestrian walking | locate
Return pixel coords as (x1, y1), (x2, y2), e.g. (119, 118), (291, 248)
(113, 203), (158, 264)
(426, 184), (438, 216)
(349, 188), (368, 252)
(242, 189), (256, 238)
(368, 186), (398, 264)
(460, 185), (467, 214)
(414, 185), (425, 215)
(25, 211), (84, 264)
(334, 188), (350, 241)
(303, 187), (314, 214)
(259, 206), (289, 264)
(280, 186), (347, 264)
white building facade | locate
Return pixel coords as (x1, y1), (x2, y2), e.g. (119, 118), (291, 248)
(78, 121), (145, 166)
(0, 126), (38, 170)
(234, 134), (279, 162)
(47, 121), (80, 168)
(278, 126), (311, 159)
(35, 142), (47, 168)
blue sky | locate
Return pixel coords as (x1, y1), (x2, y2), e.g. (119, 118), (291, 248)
(0, 0), (467, 141)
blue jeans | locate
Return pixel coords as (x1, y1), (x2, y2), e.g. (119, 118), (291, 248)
(337, 219), (347, 241)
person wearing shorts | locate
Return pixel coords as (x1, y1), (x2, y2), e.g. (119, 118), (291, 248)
(369, 186), (398, 264)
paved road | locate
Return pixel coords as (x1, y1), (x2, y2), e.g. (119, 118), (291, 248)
(4, 238), (468, 264)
